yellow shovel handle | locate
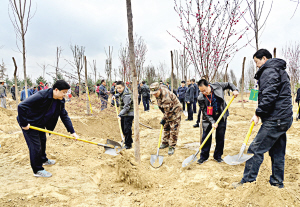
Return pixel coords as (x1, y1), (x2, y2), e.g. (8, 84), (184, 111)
(199, 96), (235, 150)
(244, 122), (255, 145)
(29, 126), (98, 145)
(115, 99), (124, 140)
(157, 125), (164, 149)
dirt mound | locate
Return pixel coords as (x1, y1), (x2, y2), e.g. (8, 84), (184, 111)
(116, 150), (152, 189)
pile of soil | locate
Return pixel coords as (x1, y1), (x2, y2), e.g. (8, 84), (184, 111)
(1, 95), (300, 206)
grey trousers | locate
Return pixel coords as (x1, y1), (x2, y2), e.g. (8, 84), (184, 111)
(0, 98), (6, 108)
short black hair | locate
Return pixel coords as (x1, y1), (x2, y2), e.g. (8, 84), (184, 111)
(142, 81), (146, 84)
(97, 83), (100, 86)
(159, 80), (162, 83)
(114, 81), (117, 83)
(181, 81), (186, 84)
(116, 81), (125, 87)
(198, 79), (209, 87)
(191, 79), (195, 82)
(101, 79), (105, 84)
(34, 86), (36, 88)
(253, 49), (272, 60)
(52, 80), (70, 90)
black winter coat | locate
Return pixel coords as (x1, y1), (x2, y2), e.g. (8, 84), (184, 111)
(185, 84), (195, 103)
(17, 88), (75, 133)
(296, 88), (300, 102)
(255, 58), (293, 121)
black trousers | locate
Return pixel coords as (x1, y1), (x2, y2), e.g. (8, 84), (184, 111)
(200, 119), (227, 160)
(187, 103), (193, 120)
(196, 109), (201, 124)
(138, 94), (141, 105)
(193, 98), (197, 113)
(22, 128), (48, 173)
(142, 96), (150, 111)
(179, 98), (185, 111)
(121, 116), (134, 147)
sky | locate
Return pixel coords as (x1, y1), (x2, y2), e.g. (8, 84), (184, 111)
(0, 0), (300, 84)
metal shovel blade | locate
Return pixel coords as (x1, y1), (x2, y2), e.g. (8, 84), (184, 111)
(182, 154), (198, 168)
(104, 146), (119, 156)
(224, 153), (254, 165)
(183, 111), (188, 117)
(150, 154), (164, 168)
(106, 139), (122, 148)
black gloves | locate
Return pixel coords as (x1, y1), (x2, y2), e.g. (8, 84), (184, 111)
(160, 119), (166, 126)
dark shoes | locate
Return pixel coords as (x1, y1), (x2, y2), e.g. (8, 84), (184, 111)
(197, 158), (207, 165)
(185, 119), (193, 121)
(215, 158), (224, 163)
(159, 143), (169, 149)
(193, 123), (199, 128)
(124, 145), (132, 149)
(168, 146), (175, 155)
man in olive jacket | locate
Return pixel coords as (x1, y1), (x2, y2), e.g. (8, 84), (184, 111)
(113, 81), (134, 149)
(233, 49), (293, 189)
(197, 79), (239, 164)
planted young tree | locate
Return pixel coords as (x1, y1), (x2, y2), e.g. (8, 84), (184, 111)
(126, 0), (140, 163)
(230, 69), (237, 86)
(119, 44), (130, 82)
(9, 0), (35, 98)
(169, 0), (252, 81)
(105, 46), (113, 88)
(134, 35), (147, 81)
(55, 47), (63, 79)
(179, 44), (190, 82)
(89, 60), (97, 84)
(245, 60), (256, 92)
(241, 57), (246, 108)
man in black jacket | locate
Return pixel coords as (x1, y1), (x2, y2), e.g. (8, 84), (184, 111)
(17, 80), (78, 178)
(191, 79), (199, 113)
(197, 79), (239, 164)
(233, 49), (293, 189)
(11, 84), (16, 100)
(185, 79), (195, 121)
(140, 81), (150, 111)
(177, 81), (187, 111)
(296, 87), (300, 120)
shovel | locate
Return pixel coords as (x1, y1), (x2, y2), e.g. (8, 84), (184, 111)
(296, 104), (300, 121)
(150, 125), (164, 168)
(29, 126), (121, 156)
(114, 99), (125, 147)
(182, 96), (235, 168)
(183, 103), (188, 117)
(224, 121), (255, 165)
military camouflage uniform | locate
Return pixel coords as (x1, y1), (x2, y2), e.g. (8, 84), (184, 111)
(156, 85), (182, 147)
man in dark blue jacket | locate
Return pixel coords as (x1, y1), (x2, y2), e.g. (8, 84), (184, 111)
(191, 79), (199, 113)
(17, 80), (78, 178)
(99, 80), (110, 111)
(140, 81), (150, 111)
(185, 79), (195, 121)
(177, 81), (187, 111)
(166, 82), (171, 91)
(233, 49), (293, 189)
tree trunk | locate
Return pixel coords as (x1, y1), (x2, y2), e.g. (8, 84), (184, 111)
(273, 47), (276, 58)
(224, 64), (228, 97)
(241, 57), (246, 108)
(84, 56), (90, 115)
(126, 0), (140, 163)
(12, 57), (19, 106)
(171, 51), (174, 92)
(254, 0), (259, 51)
(21, 25), (28, 98)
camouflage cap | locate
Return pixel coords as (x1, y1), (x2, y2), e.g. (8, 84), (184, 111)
(150, 82), (160, 94)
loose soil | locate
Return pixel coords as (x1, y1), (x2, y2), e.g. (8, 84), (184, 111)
(1, 94), (300, 207)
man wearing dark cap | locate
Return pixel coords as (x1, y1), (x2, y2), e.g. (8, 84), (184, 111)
(150, 82), (182, 155)
(17, 80), (78, 178)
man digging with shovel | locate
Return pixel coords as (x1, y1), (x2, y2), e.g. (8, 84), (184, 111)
(17, 80), (79, 178)
(197, 79), (239, 164)
(150, 82), (182, 155)
(233, 49), (293, 189)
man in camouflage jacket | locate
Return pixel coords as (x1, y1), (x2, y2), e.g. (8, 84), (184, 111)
(150, 82), (182, 155)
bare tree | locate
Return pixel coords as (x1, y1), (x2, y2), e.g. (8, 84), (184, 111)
(240, 57), (246, 108)
(89, 60), (97, 84)
(69, 45), (85, 87)
(243, 0), (273, 51)
(179, 44), (190, 82)
(126, 0), (140, 163)
(230, 69), (237, 87)
(134, 35), (148, 81)
(169, 0), (252, 81)
(282, 42), (300, 97)
(9, 0), (35, 98)
(55, 47), (63, 79)
(244, 60), (256, 92)
(0, 61), (8, 80)
(37, 62), (49, 79)
(105, 46), (113, 88)
(119, 44), (130, 82)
